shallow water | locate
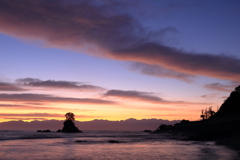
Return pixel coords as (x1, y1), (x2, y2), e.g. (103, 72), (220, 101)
(0, 130), (239, 160)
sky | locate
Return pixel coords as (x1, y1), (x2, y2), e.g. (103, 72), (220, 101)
(0, 0), (240, 123)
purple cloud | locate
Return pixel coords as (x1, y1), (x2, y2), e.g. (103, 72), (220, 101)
(0, 82), (25, 91)
(16, 78), (104, 92)
(103, 89), (207, 105)
(204, 81), (239, 92)
(129, 62), (195, 83)
(0, 93), (116, 105)
(0, 0), (240, 81)
(0, 104), (94, 111)
(104, 90), (163, 103)
(0, 113), (63, 117)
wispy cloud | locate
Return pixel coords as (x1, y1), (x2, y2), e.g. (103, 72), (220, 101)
(0, 93), (116, 105)
(103, 89), (207, 105)
(204, 81), (239, 92)
(24, 103), (45, 106)
(0, 104), (94, 111)
(0, 104), (23, 107)
(104, 90), (164, 103)
(201, 93), (219, 99)
(0, 82), (24, 91)
(146, 113), (198, 117)
(0, 0), (240, 81)
(0, 113), (63, 117)
(123, 106), (178, 111)
(16, 78), (104, 92)
(3, 117), (48, 120)
(129, 62), (195, 83)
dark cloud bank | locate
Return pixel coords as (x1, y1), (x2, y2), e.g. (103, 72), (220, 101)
(0, 118), (180, 131)
(1, 0), (240, 81)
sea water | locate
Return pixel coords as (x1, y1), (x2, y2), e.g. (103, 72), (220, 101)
(0, 130), (239, 160)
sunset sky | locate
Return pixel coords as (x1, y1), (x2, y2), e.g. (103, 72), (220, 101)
(0, 0), (240, 122)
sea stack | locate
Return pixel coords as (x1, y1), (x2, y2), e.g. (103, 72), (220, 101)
(62, 120), (81, 132)
(59, 112), (82, 133)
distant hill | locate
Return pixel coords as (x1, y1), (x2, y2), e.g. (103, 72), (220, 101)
(0, 118), (180, 131)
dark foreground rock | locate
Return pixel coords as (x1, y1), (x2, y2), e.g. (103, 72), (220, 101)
(158, 111), (240, 141)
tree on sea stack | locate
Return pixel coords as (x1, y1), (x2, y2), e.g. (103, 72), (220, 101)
(58, 112), (82, 133)
(65, 112), (75, 121)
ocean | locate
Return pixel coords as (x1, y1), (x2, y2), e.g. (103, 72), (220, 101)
(0, 130), (239, 160)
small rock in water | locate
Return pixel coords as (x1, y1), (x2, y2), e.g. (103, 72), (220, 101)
(108, 140), (119, 143)
(75, 140), (88, 142)
(37, 129), (51, 132)
(143, 130), (151, 132)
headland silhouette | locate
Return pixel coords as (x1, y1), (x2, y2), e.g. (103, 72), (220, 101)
(154, 85), (240, 142)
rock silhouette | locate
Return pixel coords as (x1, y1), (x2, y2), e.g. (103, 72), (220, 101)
(213, 87), (240, 117)
(155, 85), (240, 140)
(58, 112), (82, 133)
(37, 129), (51, 132)
(61, 120), (82, 133)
